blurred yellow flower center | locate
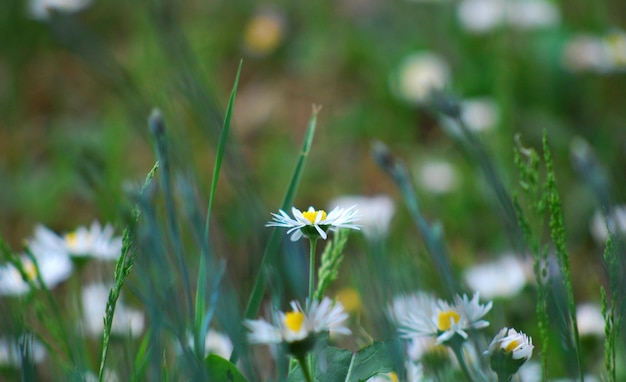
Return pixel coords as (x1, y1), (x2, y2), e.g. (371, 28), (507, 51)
(64, 232), (78, 247)
(437, 310), (460, 331)
(244, 15), (283, 55)
(505, 339), (520, 352)
(284, 311), (305, 332)
(389, 372), (399, 382)
(302, 210), (326, 224)
(336, 288), (362, 313)
(23, 261), (38, 281)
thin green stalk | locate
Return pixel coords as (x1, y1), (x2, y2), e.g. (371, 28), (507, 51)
(296, 355), (313, 382)
(231, 105), (321, 364)
(98, 162), (158, 382)
(308, 238), (318, 309)
(195, 60), (243, 359)
(450, 343), (474, 382)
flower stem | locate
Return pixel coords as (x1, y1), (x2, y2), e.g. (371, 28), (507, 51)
(308, 238), (318, 309)
(496, 372), (512, 382)
(297, 355), (313, 382)
(451, 342), (474, 382)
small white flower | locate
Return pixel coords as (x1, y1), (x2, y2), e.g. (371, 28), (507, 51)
(63, 221), (123, 260)
(397, 292), (492, 345)
(391, 52), (450, 104)
(0, 335), (47, 366)
(266, 205), (359, 241)
(461, 98), (500, 132)
(417, 160), (458, 194)
(81, 283), (144, 338)
(576, 303), (605, 337)
(463, 254), (528, 299)
(487, 327), (534, 361)
(457, 0), (505, 33)
(505, 0), (560, 30)
(589, 206), (626, 244)
(186, 330), (234, 359)
(329, 195), (395, 240)
(0, 254), (72, 296)
(244, 297), (350, 346)
(28, 0), (92, 20)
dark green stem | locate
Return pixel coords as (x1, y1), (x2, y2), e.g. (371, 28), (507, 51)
(451, 342), (474, 382)
(296, 355), (313, 382)
(308, 238), (318, 309)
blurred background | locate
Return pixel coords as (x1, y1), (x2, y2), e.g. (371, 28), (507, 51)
(1, 0), (626, 379)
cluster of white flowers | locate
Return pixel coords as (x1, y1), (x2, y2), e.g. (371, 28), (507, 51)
(457, 0), (560, 34)
(562, 30), (626, 74)
(463, 253), (529, 299)
(0, 221), (123, 297)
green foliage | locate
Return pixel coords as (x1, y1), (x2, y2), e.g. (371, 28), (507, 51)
(287, 340), (396, 382)
(205, 354), (248, 382)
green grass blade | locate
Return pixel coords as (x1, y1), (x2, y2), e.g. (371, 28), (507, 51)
(230, 105), (321, 364)
(195, 59), (243, 359)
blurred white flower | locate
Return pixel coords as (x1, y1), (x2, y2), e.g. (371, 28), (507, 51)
(188, 330), (234, 359)
(0, 335), (46, 366)
(461, 98), (500, 132)
(28, 0), (92, 20)
(457, 0), (559, 33)
(392, 52), (450, 104)
(589, 206), (626, 244)
(517, 361), (542, 382)
(505, 0), (560, 30)
(82, 369), (119, 382)
(0, 253), (72, 296)
(396, 292), (492, 345)
(457, 0), (505, 33)
(81, 283), (144, 338)
(576, 303), (605, 337)
(28, 222), (122, 261)
(62, 221), (123, 260)
(463, 254), (527, 299)
(329, 195), (395, 240)
(366, 372), (399, 382)
(266, 205), (360, 241)
(244, 297), (350, 349)
(563, 30), (626, 74)
(417, 160), (458, 194)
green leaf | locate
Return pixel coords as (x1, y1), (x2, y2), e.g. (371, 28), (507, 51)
(287, 341), (396, 382)
(205, 354), (248, 382)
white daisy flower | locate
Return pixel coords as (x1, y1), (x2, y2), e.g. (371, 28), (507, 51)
(505, 0), (560, 30)
(329, 195), (395, 240)
(29, 222), (123, 261)
(487, 328), (533, 361)
(81, 283), (144, 338)
(397, 292), (492, 345)
(417, 160), (458, 194)
(463, 254), (528, 299)
(266, 205), (360, 241)
(589, 206), (626, 244)
(0, 254), (72, 296)
(244, 297), (350, 353)
(28, 0), (92, 20)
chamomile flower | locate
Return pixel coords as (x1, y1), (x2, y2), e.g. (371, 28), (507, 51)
(0, 254), (72, 296)
(329, 195), (395, 240)
(487, 327), (533, 379)
(463, 254), (528, 299)
(266, 205), (359, 241)
(81, 283), (144, 338)
(62, 221), (123, 260)
(397, 292), (492, 345)
(244, 297), (350, 355)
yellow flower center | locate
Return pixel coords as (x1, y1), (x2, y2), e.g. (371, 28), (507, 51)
(23, 261), (38, 281)
(504, 339), (520, 353)
(64, 232), (78, 248)
(284, 311), (305, 332)
(437, 310), (460, 331)
(389, 372), (399, 382)
(244, 14), (283, 55)
(302, 210), (327, 224)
